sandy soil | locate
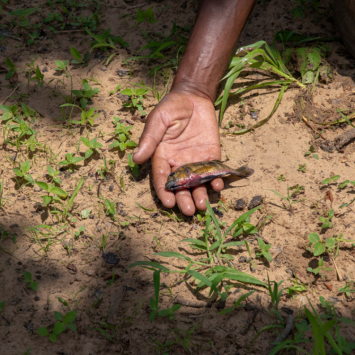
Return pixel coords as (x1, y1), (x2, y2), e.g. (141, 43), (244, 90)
(1, 0), (355, 354)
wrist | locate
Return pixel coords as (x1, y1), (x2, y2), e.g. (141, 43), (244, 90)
(171, 80), (216, 103)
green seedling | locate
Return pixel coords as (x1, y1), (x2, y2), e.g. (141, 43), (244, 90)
(104, 198), (116, 217)
(25, 58), (44, 88)
(61, 104), (101, 127)
(71, 81), (100, 109)
(286, 276), (307, 297)
(338, 281), (355, 298)
(149, 269), (161, 322)
(23, 271), (38, 291)
(268, 188), (301, 213)
(290, 0), (320, 18)
(298, 163), (307, 173)
(0, 104), (19, 122)
(58, 153), (85, 173)
(86, 28), (128, 66)
(218, 290), (255, 315)
(80, 137), (103, 159)
(10, 7), (36, 27)
(321, 175), (340, 186)
(127, 153), (139, 177)
(338, 180), (353, 189)
(35, 181), (67, 207)
(109, 121), (137, 150)
(37, 308), (77, 343)
(158, 304), (181, 320)
(13, 160), (34, 186)
(108, 84), (122, 95)
(97, 155), (114, 179)
(287, 184), (305, 197)
(5, 116), (37, 151)
(70, 47), (89, 66)
(136, 6), (157, 24)
(120, 87), (149, 115)
(307, 232), (338, 256)
(304, 145), (319, 160)
(54, 60), (69, 72)
(27, 31), (39, 46)
(319, 209), (334, 229)
(278, 174), (286, 181)
(266, 275), (284, 310)
(255, 237), (272, 262)
(47, 166), (61, 185)
(74, 226), (85, 239)
(307, 257), (332, 276)
(80, 209), (91, 219)
(4, 57), (17, 81)
(61, 178), (84, 223)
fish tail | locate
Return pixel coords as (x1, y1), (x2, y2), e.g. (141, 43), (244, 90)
(231, 165), (254, 178)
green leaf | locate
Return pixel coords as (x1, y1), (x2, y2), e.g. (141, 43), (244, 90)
(51, 187), (67, 196)
(321, 178), (331, 184)
(224, 270), (267, 287)
(308, 232), (320, 243)
(314, 242), (325, 256)
(80, 137), (91, 147)
(21, 161), (31, 173)
(120, 89), (133, 96)
(127, 261), (170, 272)
(71, 157), (85, 164)
(29, 281), (38, 291)
(85, 149), (93, 159)
(70, 47), (81, 61)
(35, 181), (49, 191)
(47, 166), (55, 176)
(23, 271), (32, 283)
(243, 223), (258, 234)
(181, 238), (206, 246)
(43, 195), (52, 206)
(325, 238), (335, 249)
(66, 323), (76, 331)
(53, 321), (66, 336)
(54, 311), (62, 321)
(187, 270), (212, 287)
(37, 327), (49, 336)
(49, 334), (57, 342)
(63, 310), (77, 324)
(153, 251), (191, 262)
(13, 168), (24, 177)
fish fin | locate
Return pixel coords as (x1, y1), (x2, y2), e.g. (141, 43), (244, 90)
(231, 166), (254, 178)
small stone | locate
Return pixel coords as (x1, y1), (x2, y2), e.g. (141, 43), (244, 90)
(10, 224), (19, 228)
(93, 289), (103, 299)
(286, 268), (293, 276)
(89, 214), (95, 219)
(33, 186), (42, 192)
(250, 111), (258, 119)
(124, 286), (136, 292)
(100, 67), (107, 71)
(67, 263), (77, 273)
(86, 270), (94, 276)
(239, 256), (250, 263)
(42, 67), (48, 72)
(117, 69), (130, 76)
(34, 296), (40, 301)
(327, 297), (341, 304)
(151, 212), (159, 218)
(192, 224), (198, 230)
(248, 196), (263, 210)
(10, 154), (16, 162)
(212, 207), (223, 217)
(109, 184), (114, 192)
(97, 226), (102, 232)
(235, 199), (247, 210)
(102, 252), (120, 265)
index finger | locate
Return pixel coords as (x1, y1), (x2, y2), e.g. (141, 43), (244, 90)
(152, 154), (176, 209)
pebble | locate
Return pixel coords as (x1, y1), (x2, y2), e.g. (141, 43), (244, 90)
(102, 252), (120, 265)
(34, 296), (40, 301)
(238, 256), (250, 263)
(10, 224), (19, 228)
(33, 186), (42, 192)
(250, 111), (258, 119)
(89, 214), (95, 219)
(248, 196), (263, 210)
(93, 289), (103, 299)
(235, 199), (247, 210)
(212, 207), (223, 217)
(97, 226), (102, 232)
(151, 212), (159, 218)
(109, 184), (114, 191)
(86, 270), (94, 276)
(42, 67), (48, 72)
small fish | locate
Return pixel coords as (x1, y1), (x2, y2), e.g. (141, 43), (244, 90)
(165, 160), (254, 191)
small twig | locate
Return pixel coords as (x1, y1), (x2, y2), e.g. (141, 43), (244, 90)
(241, 308), (259, 335)
(2, 315), (10, 325)
(331, 254), (342, 281)
(265, 308), (294, 355)
(175, 297), (212, 308)
(1, 84), (19, 105)
(127, 2), (151, 10)
(301, 116), (326, 140)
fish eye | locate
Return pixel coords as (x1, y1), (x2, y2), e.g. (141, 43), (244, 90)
(169, 172), (175, 177)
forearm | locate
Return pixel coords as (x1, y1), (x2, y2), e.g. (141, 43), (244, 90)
(172, 0), (256, 102)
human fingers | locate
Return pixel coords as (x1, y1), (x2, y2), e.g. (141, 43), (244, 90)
(192, 185), (209, 211)
(210, 178), (224, 191)
(133, 108), (167, 165)
(152, 155), (175, 209)
(175, 189), (195, 216)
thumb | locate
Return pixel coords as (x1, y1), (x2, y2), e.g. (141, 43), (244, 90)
(133, 109), (167, 165)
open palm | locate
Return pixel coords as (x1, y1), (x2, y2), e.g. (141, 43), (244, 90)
(133, 90), (223, 215)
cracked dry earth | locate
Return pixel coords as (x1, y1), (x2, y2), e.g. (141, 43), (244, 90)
(1, 0), (355, 354)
